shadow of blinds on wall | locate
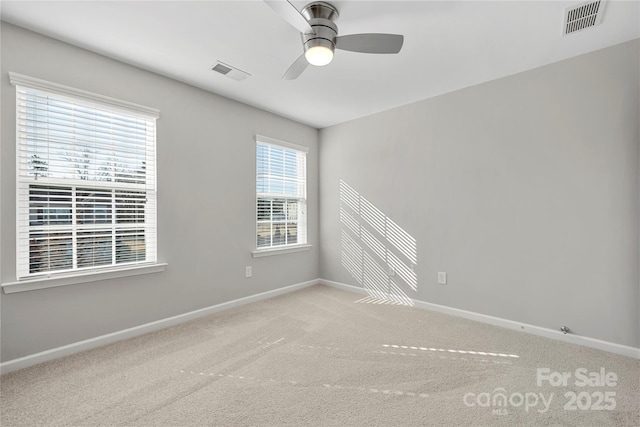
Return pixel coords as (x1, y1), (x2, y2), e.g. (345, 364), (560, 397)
(339, 180), (417, 306)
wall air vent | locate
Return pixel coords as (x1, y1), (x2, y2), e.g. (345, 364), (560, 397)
(211, 61), (251, 81)
(563, 0), (608, 35)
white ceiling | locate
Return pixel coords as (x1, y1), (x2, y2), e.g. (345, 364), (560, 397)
(2, 1), (639, 128)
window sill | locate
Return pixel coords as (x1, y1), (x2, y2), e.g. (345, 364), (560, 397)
(252, 244), (312, 258)
(1, 263), (167, 294)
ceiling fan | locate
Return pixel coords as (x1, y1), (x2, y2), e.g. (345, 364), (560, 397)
(265, 1), (404, 80)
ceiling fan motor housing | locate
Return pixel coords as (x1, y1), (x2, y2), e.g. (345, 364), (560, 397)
(301, 2), (339, 54)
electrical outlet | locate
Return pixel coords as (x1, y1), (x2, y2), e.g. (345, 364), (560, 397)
(245, 266), (252, 278)
(438, 272), (447, 285)
(388, 266), (396, 277)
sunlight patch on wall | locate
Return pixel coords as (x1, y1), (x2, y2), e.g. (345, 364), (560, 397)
(340, 180), (417, 306)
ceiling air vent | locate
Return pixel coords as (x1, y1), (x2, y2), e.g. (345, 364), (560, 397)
(211, 61), (250, 81)
(563, 0), (608, 35)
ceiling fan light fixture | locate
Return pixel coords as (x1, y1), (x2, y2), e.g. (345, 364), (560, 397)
(267, 0), (404, 79)
(305, 45), (334, 66)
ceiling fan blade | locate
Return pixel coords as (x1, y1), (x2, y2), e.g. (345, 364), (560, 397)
(264, 0), (314, 34)
(336, 34), (404, 54)
(282, 53), (309, 80)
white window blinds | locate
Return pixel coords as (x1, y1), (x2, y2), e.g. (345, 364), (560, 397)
(13, 74), (159, 279)
(256, 136), (307, 249)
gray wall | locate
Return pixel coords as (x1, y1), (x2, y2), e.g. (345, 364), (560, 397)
(0, 23), (320, 362)
(319, 39), (640, 348)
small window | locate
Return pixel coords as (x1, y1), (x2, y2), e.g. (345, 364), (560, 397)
(12, 74), (158, 279)
(256, 136), (307, 250)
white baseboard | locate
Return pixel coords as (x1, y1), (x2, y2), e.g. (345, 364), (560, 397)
(322, 279), (369, 295)
(3, 277), (637, 374)
(0, 279), (320, 374)
(320, 279), (640, 360)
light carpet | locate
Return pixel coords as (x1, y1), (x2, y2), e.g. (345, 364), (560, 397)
(1, 284), (638, 426)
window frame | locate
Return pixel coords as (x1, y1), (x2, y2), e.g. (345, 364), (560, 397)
(253, 135), (310, 257)
(8, 72), (163, 289)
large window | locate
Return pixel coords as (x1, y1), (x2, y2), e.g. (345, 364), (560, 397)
(256, 136), (307, 250)
(12, 73), (158, 279)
